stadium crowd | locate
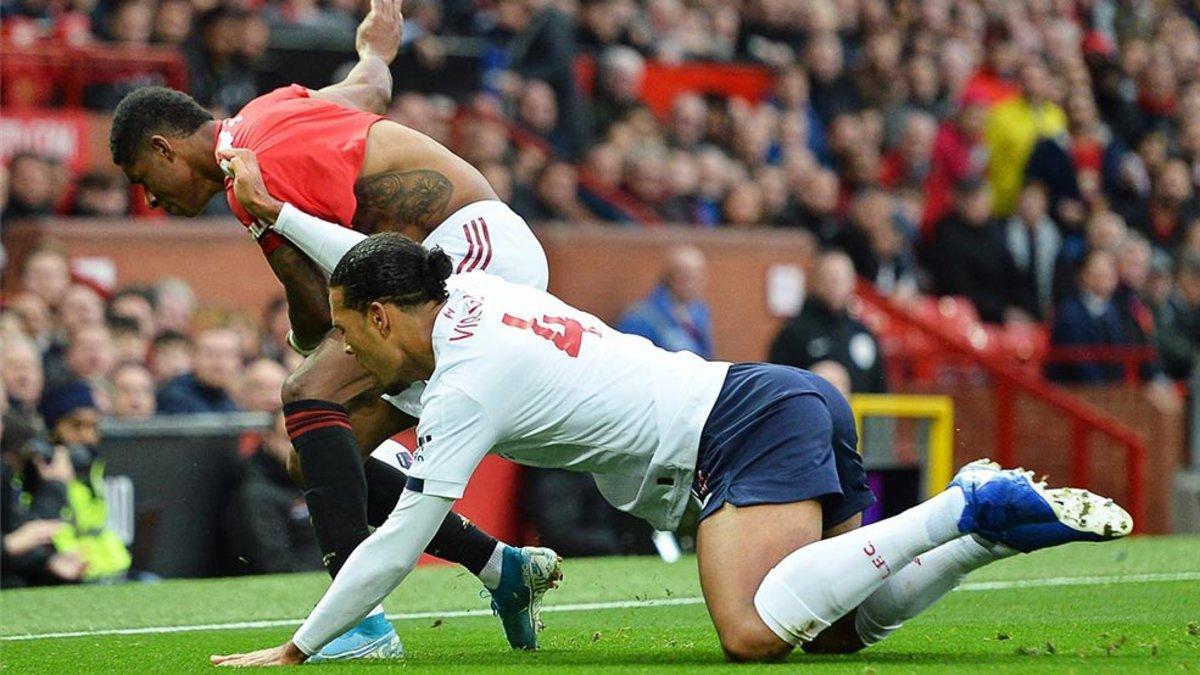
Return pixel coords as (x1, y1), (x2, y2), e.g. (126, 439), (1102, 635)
(4, 0), (1200, 383)
(4, 1), (1200, 580)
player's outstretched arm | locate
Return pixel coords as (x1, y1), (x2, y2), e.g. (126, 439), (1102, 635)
(313, 0), (403, 114)
(211, 490), (453, 666)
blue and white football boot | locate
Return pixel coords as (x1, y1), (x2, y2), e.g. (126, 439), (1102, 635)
(306, 612), (404, 664)
(487, 546), (563, 650)
(950, 459), (1133, 553)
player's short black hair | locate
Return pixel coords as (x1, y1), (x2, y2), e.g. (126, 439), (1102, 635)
(109, 86), (213, 166)
(330, 233), (453, 312)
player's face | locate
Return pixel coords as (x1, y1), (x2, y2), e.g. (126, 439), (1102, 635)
(330, 288), (416, 393)
(121, 141), (211, 217)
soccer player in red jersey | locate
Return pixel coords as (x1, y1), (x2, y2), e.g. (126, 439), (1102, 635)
(109, 0), (556, 659)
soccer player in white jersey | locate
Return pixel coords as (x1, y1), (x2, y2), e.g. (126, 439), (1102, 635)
(213, 234), (1133, 667)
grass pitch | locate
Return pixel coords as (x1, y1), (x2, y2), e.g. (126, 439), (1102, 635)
(1, 536), (1198, 673)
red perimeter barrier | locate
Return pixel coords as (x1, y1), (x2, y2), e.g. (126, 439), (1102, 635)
(0, 43), (188, 109)
(855, 284), (1148, 533)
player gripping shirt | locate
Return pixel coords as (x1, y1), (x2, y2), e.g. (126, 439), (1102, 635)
(110, 0), (556, 658)
(215, 83), (548, 416)
(212, 234), (1133, 666)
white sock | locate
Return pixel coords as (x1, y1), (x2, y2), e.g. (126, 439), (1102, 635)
(272, 203), (367, 274)
(753, 487), (967, 645)
(478, 542), (506, 590)
(366, 604), (386, 618)
(854, 535), (1016, 645)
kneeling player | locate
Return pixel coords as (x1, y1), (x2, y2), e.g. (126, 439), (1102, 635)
(213, 234), (1133, 666)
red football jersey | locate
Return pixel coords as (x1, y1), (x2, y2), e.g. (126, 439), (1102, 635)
(215, 84), (385, 254)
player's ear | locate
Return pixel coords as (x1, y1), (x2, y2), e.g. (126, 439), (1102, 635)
(148, 135), (175, 160)
(369, 302), (390, 337)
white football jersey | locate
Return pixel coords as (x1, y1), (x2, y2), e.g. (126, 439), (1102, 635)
(408, 273), (730, 530)
(380, 200), (549, 418)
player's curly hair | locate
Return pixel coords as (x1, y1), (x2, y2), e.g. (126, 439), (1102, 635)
(109, 87), (214, 166)
(331, 232), (453, 311)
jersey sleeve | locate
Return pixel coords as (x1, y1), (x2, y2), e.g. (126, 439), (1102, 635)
(407, 385), (497, 499)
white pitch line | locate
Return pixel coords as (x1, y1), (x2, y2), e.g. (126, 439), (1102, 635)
(2, 571), (1196, 643)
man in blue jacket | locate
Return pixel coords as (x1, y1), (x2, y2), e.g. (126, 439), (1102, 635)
(617, 245), (714, 358)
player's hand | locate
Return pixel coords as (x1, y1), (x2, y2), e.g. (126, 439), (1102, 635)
(216, 148), (284, 225)
(357, 0), (403, 64)
(2, 520), (63, 556)
(211, 641), (307, 667)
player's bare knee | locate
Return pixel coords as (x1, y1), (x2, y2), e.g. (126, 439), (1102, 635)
(718, 621), (792, 662)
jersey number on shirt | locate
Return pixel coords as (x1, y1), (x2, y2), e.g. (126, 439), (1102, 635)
(501, 313), (597, 357)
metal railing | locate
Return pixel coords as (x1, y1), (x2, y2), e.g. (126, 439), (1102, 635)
(856, 283), (1148, 532)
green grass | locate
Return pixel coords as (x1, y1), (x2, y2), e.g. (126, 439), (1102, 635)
(2, 536), (1198, 673)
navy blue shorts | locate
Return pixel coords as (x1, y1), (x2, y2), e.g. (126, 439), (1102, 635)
(693, 363), (875, 529)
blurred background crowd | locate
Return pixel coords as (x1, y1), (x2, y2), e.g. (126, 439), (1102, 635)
(3, 0), (1199, 583)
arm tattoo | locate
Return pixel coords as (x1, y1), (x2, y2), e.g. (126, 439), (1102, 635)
(352, 170), (454, 234)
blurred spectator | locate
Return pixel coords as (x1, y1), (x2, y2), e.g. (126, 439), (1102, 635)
(152, 0), (193, 45)
(187, 6), (258, 113)
(150, 330), (194, 384)
(57, 284), (107, 337)
(233, 358), (288, 413)
(925, 101), (988, 234)
(516, 161), (597, 223)
(590, 46), (646, 137)
(69, 172), (130, 217)
(2, 336), (44, 416)
(722, 181), (766, 227)
(984, 59), (1067, 216)
(107, 286), (156, 340)
(616, 245), (713, 358)
(793, 168), (842, 242)
(5, 293), (53, 352)
(157, 327), (240, 414)
(109, 362), (156, 420)
(19, 245), (71, 313)
(490, 0), (586, 157)
(768, 251), (887, 393)
(1155, 253), (1200, 380)
(835, 188), (917, 298)
(106, 0), (154, 44)
(63, 325), (118, 389)
(35, 383), (132, 581)
(928, 179), (1027, 324)
(226, 412), (322, 573)
(1004, 182), (1062, 321)
(1, 409), (86, 588)
(1048, 250), (1150, 384)
(154, 278), (196, 334)
(1124, 159), (1200, 254)
(3, 154), (56, 219)
(108, 317), (150, 365)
